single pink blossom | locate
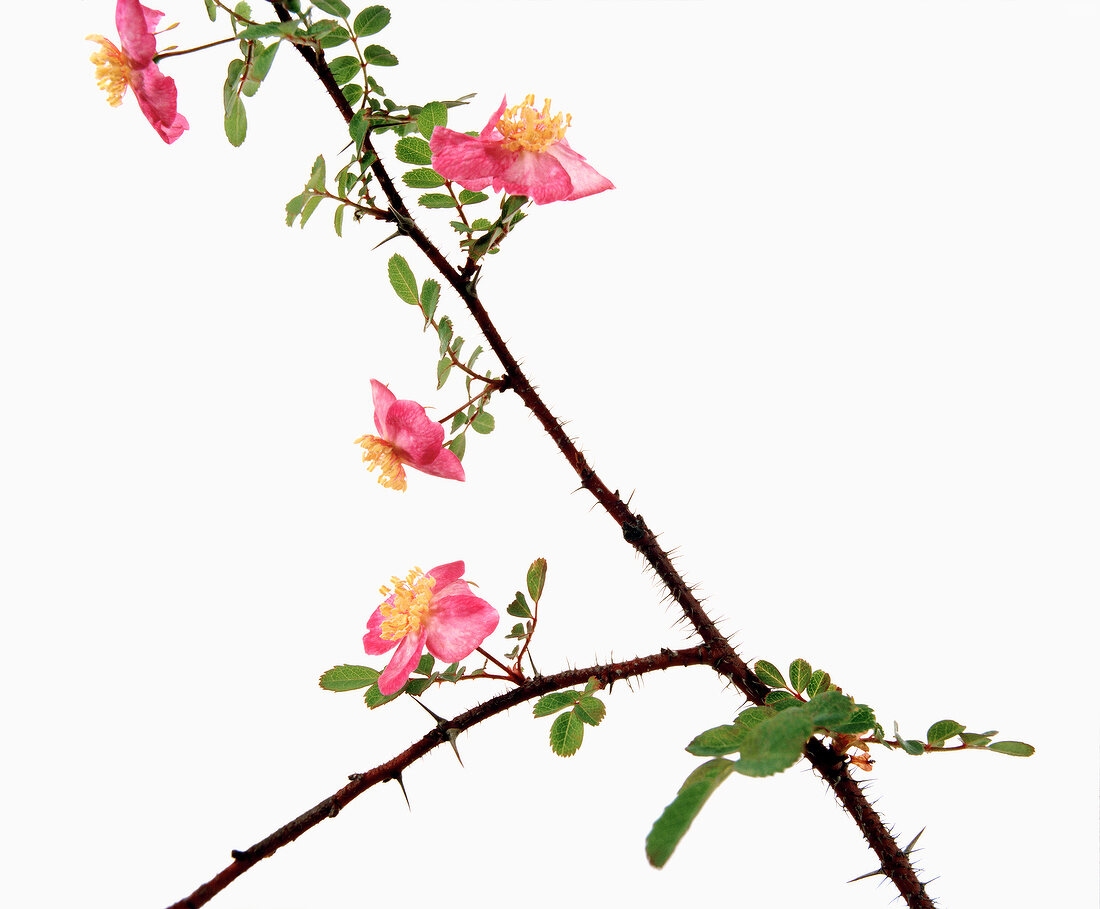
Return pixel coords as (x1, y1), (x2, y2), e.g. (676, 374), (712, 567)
(87, 0), (189, 144)
(354, 379), (465, 490)
(364, 562), (500, 695)
(429, 95), (614, 205)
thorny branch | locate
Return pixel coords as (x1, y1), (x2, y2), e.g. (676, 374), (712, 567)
(170, 5), (938, 907)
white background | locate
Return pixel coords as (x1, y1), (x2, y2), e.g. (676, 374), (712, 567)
(4, 1), (1097, 907)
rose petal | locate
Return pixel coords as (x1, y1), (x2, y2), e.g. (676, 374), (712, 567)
(429, 128), (505, 192)
(546, 140), (616, 201)
(426, 594), (500, 662)
(362, 602), (398, 655)
(370, 379), (397, 437)
(130, 64), (189, 144)
(479, 96), (509, 140)
(426, 561), (465, 588)
(115, 0), (161, 68)
(377, 629), (427, 695)
(489, 148), (573, 204)
(382, 400), (445, 466)
(416, 446), (465, 481)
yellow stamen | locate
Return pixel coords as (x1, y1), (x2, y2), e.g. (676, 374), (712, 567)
(497, 94), (572, 153)
(377, 567), (436, 642)
(355, 434), (407, 491)
(86, 35), (132, 108)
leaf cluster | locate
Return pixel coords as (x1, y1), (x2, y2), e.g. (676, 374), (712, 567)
(502, 558), (546, 664)
(532, 677), (606, 758)
(318, 654), (484, 709)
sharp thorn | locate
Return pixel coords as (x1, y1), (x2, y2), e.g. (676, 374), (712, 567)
(372, 229), (402, 250)
(410, 696), (447, 726)
(446, 728), (465, 767)
(391, 772), (411, 810)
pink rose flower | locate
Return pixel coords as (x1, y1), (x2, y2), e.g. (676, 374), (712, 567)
(87, 0), (189, 144)
(364, 562), (500, 695)
(429, 95), (614, 205)
(354, 379), (465, 491)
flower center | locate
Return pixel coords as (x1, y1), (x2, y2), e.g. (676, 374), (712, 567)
(378, 568), (436, 642)
(86, 35), (132, 108)
(355, 435), (407, 491)
(497, 94), (572, 153)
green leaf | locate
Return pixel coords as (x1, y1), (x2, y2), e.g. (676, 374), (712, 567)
(987, 740), (1035, 757)
(470, 412), (495, 434)
(507, 592), (532, 619)
(436, 357), (452, 389)
(894, 722), (925, 756)
(349, 109), (370, 151)
(646, 759), (737, 868)
(805, 690), (857, 729)
(733, 706), (814, 777)
(437, 315), (453, 353)
(805, 669), (831, 698)
(387, 254), (418, 305)
(574, 696), (606, 727)
(414, 653), (435, 676)
(224, 93), (247, 146)
(505, 622), (527, 640)
(467, 345), (483, 371)
(754, 659), (786, 689)
(234, 1), (252, 18)
(312, 0), (350, 17)
(959, 732), (994, 747)
(764, 690), (798, 708)
(417, 101), (448, 138)
(298, 194), (323, 227)
(788, 659), (812, 695)
(237, 22), (286, 39)
(471, 218), (492, 231)
(353, 5), (390, 35)
(418, 193), (457, 209)
(402, 168), (446, 189)
(583, 677), (602, 696)
(333, 204), (344, 237)
(364, 684), (402, 709)
(526, 557), (547, 603)
(735, 705), (777, 729)
(307, 155), (326, 192)
(549, 710), (585, 757)
(450, 412), (467, 432)
(533, 691), (578, 718)
(458, 190), (489, 205)
(252, 40), (280, 82)
(829, 704), (877, 735)
(447, 433), (465, 461)
(204, 0), (217, 21)
(362, 43), (398, 65)
(419, 279), (439, 324)
(395, 136), (432, 166)
(285, 191), (307, 226)
(328, 55), (360, 85)
(319, 664), (379, 691)
(317, 25), (351, 48)
(686, 724), (748, 757)
(926, 719), (966, 747)
(342, 82), (363, 106)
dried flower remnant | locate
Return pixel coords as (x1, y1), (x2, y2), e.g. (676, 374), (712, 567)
(430, 95), (614, 205)
(86, 0), (189, 143)
(363, 562), (499, 695)
(355, 379), (465, 490)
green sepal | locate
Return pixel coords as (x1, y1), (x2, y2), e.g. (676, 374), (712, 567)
(987, 741), (1035, 757)
(506, 592), (532, 619)
(394, 136), (432, 165)
(926, 719), (965, 746)
(646, 759), (737, 868)
(754, 659), (786, 689)
(319, 664), (379, 691)
(526, 557), (547, 602)
(533, 691), (577, 718)
(788, 658), (812, 695)
(353, 5), (390, 36)
(549, 710), (585, 757)
(387, 254), (418, 304)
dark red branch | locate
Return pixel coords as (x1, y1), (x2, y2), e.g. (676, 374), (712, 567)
(166, 645), (712, 909)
